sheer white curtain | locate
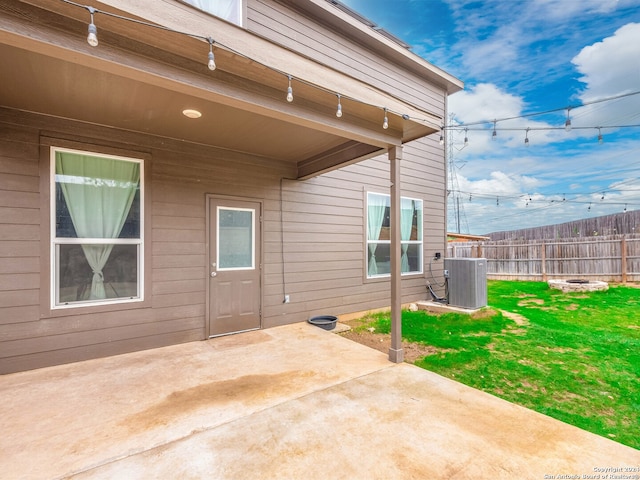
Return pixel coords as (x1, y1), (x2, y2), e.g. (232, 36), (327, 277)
(56, 153), (140, 300)
(400, 199), (415, 272)
(367, 193), (387, 276)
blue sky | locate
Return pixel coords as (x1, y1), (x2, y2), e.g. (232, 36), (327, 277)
(340, 0), (640, 235)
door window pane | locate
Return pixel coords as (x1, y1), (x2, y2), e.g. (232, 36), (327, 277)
(218, 208), (254, 269)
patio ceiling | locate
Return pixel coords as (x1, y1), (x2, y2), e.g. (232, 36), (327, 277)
(0, 0), (447, 179)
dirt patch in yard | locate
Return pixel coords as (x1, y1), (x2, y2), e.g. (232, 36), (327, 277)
(500, 310), (529, 326)
(338, 325), (440, 364)
(518, 298), (544, 307)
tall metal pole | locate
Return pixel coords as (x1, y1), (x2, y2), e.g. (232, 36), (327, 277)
(447, 113), (457, 234)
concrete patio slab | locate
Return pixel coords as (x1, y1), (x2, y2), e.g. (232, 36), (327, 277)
(1, 323), (638, 479)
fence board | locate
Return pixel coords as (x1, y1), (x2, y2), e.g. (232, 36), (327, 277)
(447, 235), (640, 282)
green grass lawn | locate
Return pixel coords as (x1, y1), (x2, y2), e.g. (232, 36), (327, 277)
(360, 281), (640, 449)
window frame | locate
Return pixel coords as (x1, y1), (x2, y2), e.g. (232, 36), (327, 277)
(180, 0), (245, 27)
(50, 146), (145, 310)
(365, 191), (424, 279)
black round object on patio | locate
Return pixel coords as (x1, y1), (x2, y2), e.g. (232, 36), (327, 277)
(308, 315), (338, 331)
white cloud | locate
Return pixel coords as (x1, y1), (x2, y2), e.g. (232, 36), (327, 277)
(447, 23), (640, 169)
(447, 83), (559, 157)
(457, 171), (541, 197)
(570, 23), (640, 129)
(531, 0), (628, 18)
(449, 83), (522, 123)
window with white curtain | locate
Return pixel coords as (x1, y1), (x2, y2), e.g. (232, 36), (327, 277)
(51, 148), (143, 308)
(366, 192), (423, 278)
(181, 0), (243, 26)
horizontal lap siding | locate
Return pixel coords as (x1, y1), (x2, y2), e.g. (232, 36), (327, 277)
(0, 126), (42, 348)
(246, 0), (448, 300)
(1, 116), (441, 373)
(248, 0), (446, 115)
(0, 121), (215, 373)
(264, 144), (442, 326)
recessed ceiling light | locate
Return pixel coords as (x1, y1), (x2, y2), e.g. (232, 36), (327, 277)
(182, 109), (202, 119)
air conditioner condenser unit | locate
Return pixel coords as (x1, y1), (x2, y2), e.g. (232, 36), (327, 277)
(443, 258), (487, 309)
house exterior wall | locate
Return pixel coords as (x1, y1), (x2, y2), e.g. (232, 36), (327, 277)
(248, 0), (447, 320)
(0, 0), (449, 374)
(247, 0), (447, 117)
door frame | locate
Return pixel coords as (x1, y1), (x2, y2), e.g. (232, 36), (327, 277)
(205, 194), (263, 338)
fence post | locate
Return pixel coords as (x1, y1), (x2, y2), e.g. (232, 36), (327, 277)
(621, 236), (627, 283)
(541, 241), (547, 281)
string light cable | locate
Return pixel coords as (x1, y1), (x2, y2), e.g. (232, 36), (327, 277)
(437, 90), (640, 146)
(446, 123), (640, 137)
(59, 0), (425, 131)
(58, 0), (640, 140)
(450, 189), (640, 214)
(446, 90), (640, 129)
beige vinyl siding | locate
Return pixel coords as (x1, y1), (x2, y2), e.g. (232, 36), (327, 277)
(0, 108), (444, 373)
(0, 125), (41, 334)
(0, 115), (195, 372)
(247, 0), (446, 116)
(268, 135), (446, 324)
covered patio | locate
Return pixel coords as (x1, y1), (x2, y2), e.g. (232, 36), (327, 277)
(0, 0), (464, 370)
(1, 323), (637, 479)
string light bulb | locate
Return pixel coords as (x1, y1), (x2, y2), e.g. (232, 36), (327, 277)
(524, 127), (530, 147)
(207, 37), (216, 71)
(565, 107), (572, 132)
(624, 204), (628, 213)
(286, 75), (293, 103)
(383, 108), (389, 129)
(86, 7), (98, 47)
(336, 94), (342, 118)
(597, 127), (603, 144)
(464, 128), (468, 147)
(492, 120), (497, 141)
(439, 131), (444, 145)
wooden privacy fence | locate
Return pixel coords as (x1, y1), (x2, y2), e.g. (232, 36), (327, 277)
(447, 235), (640, 282)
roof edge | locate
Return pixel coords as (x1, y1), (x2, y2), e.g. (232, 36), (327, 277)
(284, 0), (463, 94)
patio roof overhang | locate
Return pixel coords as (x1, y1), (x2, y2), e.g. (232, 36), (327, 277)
(0, 0), (459, 179)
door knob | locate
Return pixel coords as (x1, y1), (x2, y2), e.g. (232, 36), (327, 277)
(210, 272), (217, 277)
